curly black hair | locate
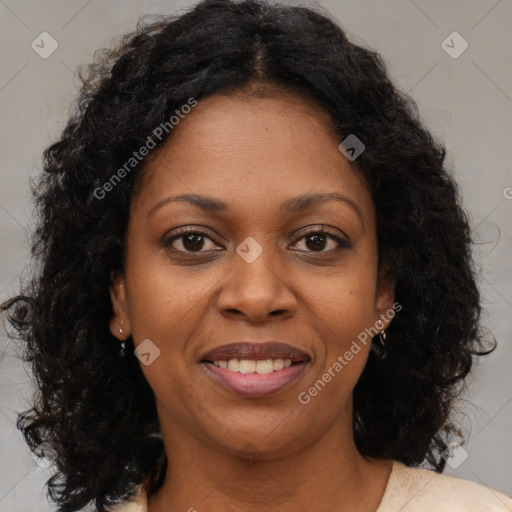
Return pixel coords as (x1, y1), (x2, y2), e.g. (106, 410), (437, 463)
(1, 0), (495, 510)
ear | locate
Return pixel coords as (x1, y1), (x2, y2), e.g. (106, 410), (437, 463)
(109, 272), (131, 340)
(374, 262), (396, 331)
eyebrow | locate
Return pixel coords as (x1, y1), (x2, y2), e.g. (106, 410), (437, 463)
(147, 192), (364, 223)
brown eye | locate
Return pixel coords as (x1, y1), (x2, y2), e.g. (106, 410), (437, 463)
(163, 229), (220, 253)
(291, 229), (351, 253)
(180, 233), (207, 252)
(304, 233), (330, 252)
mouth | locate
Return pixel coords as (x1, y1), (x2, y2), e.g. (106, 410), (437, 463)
(200, 341), (311, 398)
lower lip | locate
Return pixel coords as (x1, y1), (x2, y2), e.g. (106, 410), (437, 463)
(202, 361), (309, 398)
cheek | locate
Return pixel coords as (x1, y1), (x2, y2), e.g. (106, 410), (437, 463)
(126, 270), (207, 345)
(125, 268), (178, 342)
(322, 287), (377, 344)
(298, 280), (375, 411)
(123, 261), (200, 408)
(304, 257), (378, 337)
(123, 228), (212, 341)
(297, 258), (378, 396)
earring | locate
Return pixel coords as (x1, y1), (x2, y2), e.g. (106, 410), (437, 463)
(375, 317), (387, 347)
(119, 320), (126, 356)
(371, 328), (387, 360)
(379, 329), (387, 347)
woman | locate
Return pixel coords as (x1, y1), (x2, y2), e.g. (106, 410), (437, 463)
(2, 0), (511, 511)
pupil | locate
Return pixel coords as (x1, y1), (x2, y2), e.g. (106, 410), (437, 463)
(184, 234), (204, 251)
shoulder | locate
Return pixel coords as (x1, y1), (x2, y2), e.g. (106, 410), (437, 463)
(378, 461), (512, 512)
(98, 462), (512, 512)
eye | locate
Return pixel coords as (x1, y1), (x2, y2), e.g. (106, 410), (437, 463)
(162, 227), (221, 253)
(162, 226), (351, 255)
(290, 228), (350, 253)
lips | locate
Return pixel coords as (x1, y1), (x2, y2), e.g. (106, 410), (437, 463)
(200, 341), (312, 398)
(201, 341), (311, 363)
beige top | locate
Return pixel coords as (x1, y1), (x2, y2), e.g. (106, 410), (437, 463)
(105, 461), (512, 511)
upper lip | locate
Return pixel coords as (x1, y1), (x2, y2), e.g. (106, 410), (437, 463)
(201, 342), (311, 363)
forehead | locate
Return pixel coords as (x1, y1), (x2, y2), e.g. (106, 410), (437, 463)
(133, 91), (374, 227)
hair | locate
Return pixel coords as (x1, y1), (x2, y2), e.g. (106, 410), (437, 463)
(0, 0), (495, 510)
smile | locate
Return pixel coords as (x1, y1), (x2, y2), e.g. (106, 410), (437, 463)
(212, 357), (293, 373)
(202, 359), (309, 398)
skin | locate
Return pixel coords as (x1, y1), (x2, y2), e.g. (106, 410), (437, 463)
(109, 89), (396, 512)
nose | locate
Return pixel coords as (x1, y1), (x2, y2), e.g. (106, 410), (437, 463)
(216, 247), (297, 324)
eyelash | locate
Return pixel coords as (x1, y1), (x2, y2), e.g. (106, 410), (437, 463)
(162, 226), (351, 255)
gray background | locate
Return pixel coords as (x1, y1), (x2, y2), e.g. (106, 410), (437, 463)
(0, 0), (511, 510)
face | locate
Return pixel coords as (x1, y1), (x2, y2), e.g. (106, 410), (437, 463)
(109, 90), (395, 459)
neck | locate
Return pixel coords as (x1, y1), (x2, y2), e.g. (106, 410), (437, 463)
(147, 403), (392, 512)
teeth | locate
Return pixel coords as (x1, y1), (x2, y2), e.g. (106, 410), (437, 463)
(256, 359), (274, 374)
(239, 359), (256, 373)
(227, 359), (240, 372)
(273, 359), (284, 371)
(212, 358), (295, 373)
